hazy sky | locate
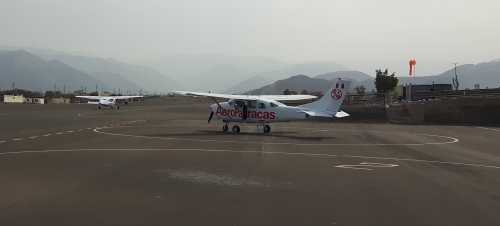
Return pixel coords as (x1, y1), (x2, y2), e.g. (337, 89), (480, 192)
(1, 0), (499, 64)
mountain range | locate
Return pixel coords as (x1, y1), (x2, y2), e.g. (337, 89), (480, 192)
(1, 46), (498, 96)
(0, 50), (110, 92)
(243, 60), (500, 95)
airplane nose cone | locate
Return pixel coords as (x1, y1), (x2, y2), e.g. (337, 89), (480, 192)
(210, 104), (217, 112)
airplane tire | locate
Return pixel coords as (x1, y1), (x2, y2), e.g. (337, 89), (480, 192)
(232, 125), (240, 133)
(222, 125), (228, 132)
(98, 106), (101, 109)
(117, 106), (120, 109)
(264, 125), (271, 133)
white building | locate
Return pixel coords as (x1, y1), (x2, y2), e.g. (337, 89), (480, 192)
(3, 94), (25, 103)
(24, 98), (45, 104)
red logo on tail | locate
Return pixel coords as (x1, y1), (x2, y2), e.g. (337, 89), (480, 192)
(331, 89), (342, 100)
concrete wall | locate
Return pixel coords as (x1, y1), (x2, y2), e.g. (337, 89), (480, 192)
(406, 103), (425, 124)
(423, 98), (500, 125)
(48, 97), (70, 104)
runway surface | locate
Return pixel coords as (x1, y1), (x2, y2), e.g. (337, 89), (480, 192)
(1, 98), (500, 225)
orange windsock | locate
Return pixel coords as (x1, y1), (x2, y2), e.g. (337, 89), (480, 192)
(409, 60), (416, 76)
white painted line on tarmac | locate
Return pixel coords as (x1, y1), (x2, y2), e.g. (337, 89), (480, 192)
(67, 131), (74, 133)
(93, 126), (460, 146)
(43, 134), (51, 137)
(56, 132), (64, 135)
(1, 148), (498, 170)
(477, 127), (500, 132)
(13, 138), (23, 141)
(335, 162), (399, 171)
(77, 129), (84, 131)
(29, 136), (38, 138)
(0, 141), (6, 143)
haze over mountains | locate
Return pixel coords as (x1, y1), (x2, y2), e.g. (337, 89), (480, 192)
(0, 46), (499, 95)
(0, 50), (110, 92)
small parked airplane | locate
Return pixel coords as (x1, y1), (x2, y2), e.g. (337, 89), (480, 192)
(76, 93), (143, 109)
(173, 79), (351, 133)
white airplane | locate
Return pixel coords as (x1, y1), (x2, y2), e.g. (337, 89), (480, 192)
(173, 79), (351, 133)
(76, 93), (143, 109)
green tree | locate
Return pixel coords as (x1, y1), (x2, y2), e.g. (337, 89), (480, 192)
(301, 89), (308, 95)
(283, 89), (291, 95)
(45, 91), (55, 98)
(354, 85), (366, 94)
(374, 69), (398, 94)
(290, 90), (298, 95)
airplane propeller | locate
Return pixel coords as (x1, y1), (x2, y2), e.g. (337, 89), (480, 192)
(208, 111), (214, 123)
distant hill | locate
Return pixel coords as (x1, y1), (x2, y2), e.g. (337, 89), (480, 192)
(35, 54), (184, 93)
(491, 58), (500, 62)
(397, 61), (500, 89)
(141, 54), (289, 86)
(186, 64), (250, 92)
(244, 75), (333, 95)
(221, 75), (271, 94)
(315, 70), (372, 82)
(0, 50), (110, 92)
(89, 71), (144, 93)
(245, 61), (350, 82)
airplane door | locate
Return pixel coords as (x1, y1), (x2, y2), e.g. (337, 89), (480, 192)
(242, 101), (248, 120)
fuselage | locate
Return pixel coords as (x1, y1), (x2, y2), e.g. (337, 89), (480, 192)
(88, 98), (116, 106)
(211, 99), (311, 123)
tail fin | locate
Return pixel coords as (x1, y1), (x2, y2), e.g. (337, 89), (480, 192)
(298, 79), (351, 115)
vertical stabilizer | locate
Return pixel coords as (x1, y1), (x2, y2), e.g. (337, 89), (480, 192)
(297, 79), (351, 113)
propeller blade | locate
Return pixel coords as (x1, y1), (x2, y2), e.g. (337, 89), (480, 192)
(208, 111), (214, 123)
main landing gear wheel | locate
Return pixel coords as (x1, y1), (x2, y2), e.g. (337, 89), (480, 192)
(232, 125), (240, 133)
(263, 125), (271, 133)
(222, 125), (228, 132)
(117, 106), (120, 109)
(98, 106), (101, 109)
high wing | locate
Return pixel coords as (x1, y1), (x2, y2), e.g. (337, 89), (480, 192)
(75, 96), (100, 100)
(75, 95), (143, 100)
(172, 91), (316, 101)
(111, 95), (143, 100)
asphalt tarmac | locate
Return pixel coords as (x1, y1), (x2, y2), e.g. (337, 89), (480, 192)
(1, 97), (500, 226)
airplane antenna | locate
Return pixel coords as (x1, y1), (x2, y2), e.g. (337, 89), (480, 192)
(259, 84), (272, 96)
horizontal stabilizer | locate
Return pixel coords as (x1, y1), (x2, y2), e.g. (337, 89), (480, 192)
(335, 110), (350, 118)
(298, 110), (332, 117)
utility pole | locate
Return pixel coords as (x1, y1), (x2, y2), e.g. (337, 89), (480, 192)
(96, 84), (98, 92)
(63, 85), (65, 94)
(54, 84), (56, 92)
(12, 82), (14, 90)
(452, 62), (459, 90)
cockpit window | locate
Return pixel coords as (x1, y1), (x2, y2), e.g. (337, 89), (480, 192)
(228, 101), (234, 106)
(248, 100), (257, 108)
(235, 100), (244, 107)
(270, 101), (286, 107)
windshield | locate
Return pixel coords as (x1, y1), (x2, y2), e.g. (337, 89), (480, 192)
(270, 101), (286, 107)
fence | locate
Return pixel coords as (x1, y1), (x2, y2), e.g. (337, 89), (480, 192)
(344, 93), (387, 107)
(410, 88), (500, 101)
